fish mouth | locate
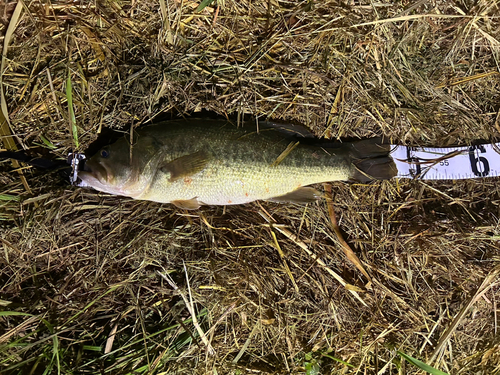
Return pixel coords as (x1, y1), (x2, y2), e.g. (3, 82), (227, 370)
(78, 161), (119, 194)
(82, 161), (108, 183)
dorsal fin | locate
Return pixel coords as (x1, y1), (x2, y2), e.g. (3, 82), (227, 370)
(258, 121), (315, 138)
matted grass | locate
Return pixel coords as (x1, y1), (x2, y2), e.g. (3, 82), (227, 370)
(1, 0), (500, 374)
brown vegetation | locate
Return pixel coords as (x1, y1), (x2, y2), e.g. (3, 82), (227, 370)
(1, 0), (500, 373)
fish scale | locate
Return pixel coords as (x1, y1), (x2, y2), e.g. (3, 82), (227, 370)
(139, 124), (351, 205)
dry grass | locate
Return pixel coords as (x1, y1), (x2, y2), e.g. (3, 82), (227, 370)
(1, 0), (500, 374)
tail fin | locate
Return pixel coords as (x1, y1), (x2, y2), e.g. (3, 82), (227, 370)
(348, 137), (397, 182)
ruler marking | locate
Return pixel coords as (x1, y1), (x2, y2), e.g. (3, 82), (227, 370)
(393, 143), (500, 180)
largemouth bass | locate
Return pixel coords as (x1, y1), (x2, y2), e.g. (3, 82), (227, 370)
(78, 119), (396, 209)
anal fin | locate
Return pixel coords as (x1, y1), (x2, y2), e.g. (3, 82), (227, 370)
(269, 187), (320, 204)
(171, 198), (201, 210)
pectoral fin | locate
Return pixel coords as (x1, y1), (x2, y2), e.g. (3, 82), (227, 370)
(160, 150), (210, 182)
(269, 187), (321, 203)
(171, 198), (201, 210)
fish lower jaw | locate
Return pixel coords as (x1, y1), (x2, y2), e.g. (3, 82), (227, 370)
(90, 185), (130, 197)
(78, 172), (130, 197)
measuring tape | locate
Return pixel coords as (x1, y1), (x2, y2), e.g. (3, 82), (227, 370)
(392, 142), (500, 180)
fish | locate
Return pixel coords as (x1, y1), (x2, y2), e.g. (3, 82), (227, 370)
(78, 119), (397, 209)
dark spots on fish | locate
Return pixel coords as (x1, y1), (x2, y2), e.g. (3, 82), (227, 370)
(149, 136), (163, 149)
(228, 200), (232, 204)
(265, 187), (270, 193)
(184, 177), (193, 185)
(245, 192), (249, 197)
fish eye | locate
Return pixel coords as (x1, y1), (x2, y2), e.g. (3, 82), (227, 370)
(100, 149), (110, 158)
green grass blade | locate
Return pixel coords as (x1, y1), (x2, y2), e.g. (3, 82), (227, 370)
(39, 134), (57, 150)
(196, 0), (216, 12)
(82, 345), (102, 352)
(321, 353), (355, 368)
(65, 71), (79, 148)
(53, 334), (61, 375)
(0, 311), (33, 317)
(0, 194), (20, 201)
(398, 351), (449, 375)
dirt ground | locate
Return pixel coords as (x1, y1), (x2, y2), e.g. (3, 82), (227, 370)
(1, 0), (500, 374)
